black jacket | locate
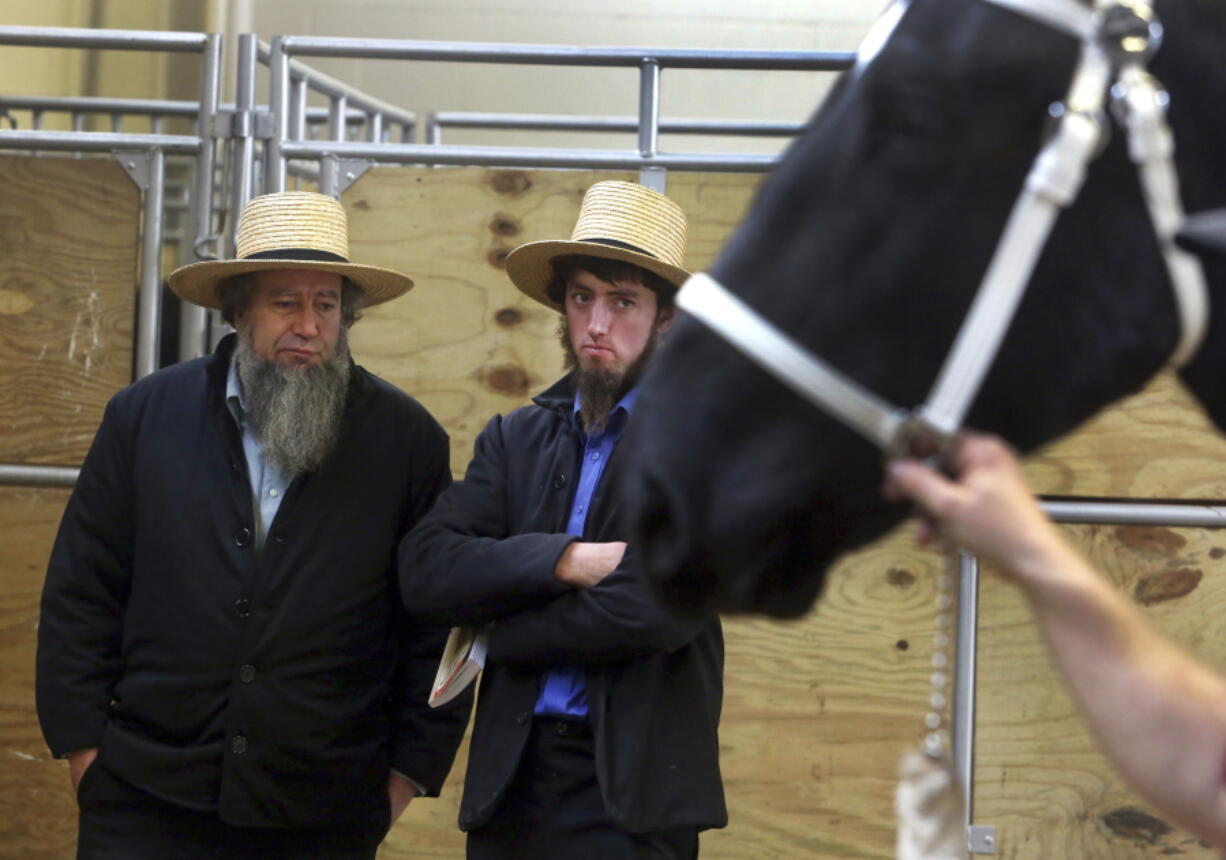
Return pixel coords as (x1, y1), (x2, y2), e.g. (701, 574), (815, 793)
(399, 376), (727, 834)
(36, 334), (471, 828)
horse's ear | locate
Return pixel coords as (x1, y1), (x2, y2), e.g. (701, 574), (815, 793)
(1176, 208), (1226, 260)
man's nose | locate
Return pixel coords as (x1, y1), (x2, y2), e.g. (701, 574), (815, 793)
(587, 302), (611, 335)
(290, 308), (320, 338)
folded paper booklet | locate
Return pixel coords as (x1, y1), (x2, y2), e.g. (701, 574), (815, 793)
(429, 626), (488, 708)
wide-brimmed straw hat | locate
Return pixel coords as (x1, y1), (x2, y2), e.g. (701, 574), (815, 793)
(505, 181), (689, 311)
(168, 191), (414, 310)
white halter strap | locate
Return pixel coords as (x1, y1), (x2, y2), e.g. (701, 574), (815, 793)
(678, 0), (1209, 453)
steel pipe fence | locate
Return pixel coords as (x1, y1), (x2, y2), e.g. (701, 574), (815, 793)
(425, 112), (806, 145)
(262, 36), (854, 191)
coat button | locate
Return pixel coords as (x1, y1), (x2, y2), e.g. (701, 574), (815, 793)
(239, 664), (256, 684)
(234, 527), (252, 548)
(235, 598), (251, 619)
(515, 712), (529, 725)
(553, 474), (566, 490)
(230, 734), (248, 755)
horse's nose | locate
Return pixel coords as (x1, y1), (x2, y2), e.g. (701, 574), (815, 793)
(630, 469), (714, 616)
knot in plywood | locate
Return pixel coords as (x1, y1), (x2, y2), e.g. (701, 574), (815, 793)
(884, 567), (915, 588)
(488, 213), (521, 237)
(479, 363), (530, 398)
(1114, 525), (1188, 555)
(489, 171), (531, 196)
(1133, 567), (1202, 606)
(0, 287), (34, 315)
(494, 308), (523, 328)
(1097, 807), (1173, 845)
(487, 246), (511, 269)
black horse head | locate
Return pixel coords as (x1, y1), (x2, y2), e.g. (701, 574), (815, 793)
(623, 0), (1226, 619)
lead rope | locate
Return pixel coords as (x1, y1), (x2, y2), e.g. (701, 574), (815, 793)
(895, 538), (967, 860)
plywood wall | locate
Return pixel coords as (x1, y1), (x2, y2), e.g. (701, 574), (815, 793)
(344, 166), (1226, 858)
(5, 161), (1226, 858)
(0, 157), (138, 465)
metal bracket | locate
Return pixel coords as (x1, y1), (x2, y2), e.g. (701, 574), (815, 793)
(115, 150), (151, 191)
(968, 825), (997, 854)
(211, 109), (274, 140)
(318, 157), (373, 197)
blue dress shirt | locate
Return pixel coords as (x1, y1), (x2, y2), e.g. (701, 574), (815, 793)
(533, 386), (638, 721)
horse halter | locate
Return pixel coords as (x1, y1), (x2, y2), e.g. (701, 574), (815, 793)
(677, 0), (1210, 457)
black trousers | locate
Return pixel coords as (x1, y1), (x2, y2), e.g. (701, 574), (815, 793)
(467, 718), (699, 860)
(76, 759), (389, 860)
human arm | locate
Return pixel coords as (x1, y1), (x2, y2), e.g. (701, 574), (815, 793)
(398, 414), (573, 628)
(388, 419), (473, 795)
(488, 551), (713, 666)
(67, 748), (98, 792)
(387, 771), (419, 824)
(884, 433), (1226, 847)
(35, 398), (134, 762)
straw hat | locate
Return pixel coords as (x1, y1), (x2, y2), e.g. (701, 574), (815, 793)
(168, 191), (414, 310)
(505, 181), (689, 311)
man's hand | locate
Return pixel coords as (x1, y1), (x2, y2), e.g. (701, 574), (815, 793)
(67, 748), (98, 792)
(554, 541), (627, 588)
(882, 433), (1074, 588)
(387, 772), (418, 826)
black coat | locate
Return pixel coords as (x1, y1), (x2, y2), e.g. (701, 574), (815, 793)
(36, 334), (471, 828)
(399, 376), (727, 834)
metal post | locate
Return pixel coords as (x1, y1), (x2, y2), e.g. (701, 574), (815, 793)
(637, 59), (666, 191)
(291, 76), (307, 142)
(319, 155), (338, 197)
(637, 59), (660, 158)
(266, 36), (289, 193)
(366, 111), (382, 143)
(181, 31), (221, 362)
(952, 554), (979, 825)
(135, 148), (165, 379)
(230, 33), (258, 249)
(426, 113), (441, 145)
(329, 94), (347, 142)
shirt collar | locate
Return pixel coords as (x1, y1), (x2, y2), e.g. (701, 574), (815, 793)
(572, 385), (638, 437)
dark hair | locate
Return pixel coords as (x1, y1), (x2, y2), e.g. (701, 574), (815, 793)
(217, 273), (365, 327)
(546, 254), (678, 310)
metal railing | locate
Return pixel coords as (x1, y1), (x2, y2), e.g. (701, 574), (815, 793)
(263, 37), (853, 191)
(0, 25), (221, 379)
(425, 111), (805, 145)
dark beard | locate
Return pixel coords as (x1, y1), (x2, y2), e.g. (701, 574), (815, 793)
(233, 326), (351, 478)
(559, 318), (659, 436)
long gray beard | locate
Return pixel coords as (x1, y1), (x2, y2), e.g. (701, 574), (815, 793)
(233, 328), (351, 478)
(559, 318), (659, 436)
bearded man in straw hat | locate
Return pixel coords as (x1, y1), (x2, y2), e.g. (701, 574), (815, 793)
(400, 181), (727, 858)
(36, 191), (471, 858)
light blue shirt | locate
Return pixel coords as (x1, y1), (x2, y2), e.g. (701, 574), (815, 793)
(534, 387), (638, 721)
(225, 361), (291, 550)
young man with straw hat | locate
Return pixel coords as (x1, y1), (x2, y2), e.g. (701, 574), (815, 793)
(36, 191), (471, 858)
(400, 181), (727, 858)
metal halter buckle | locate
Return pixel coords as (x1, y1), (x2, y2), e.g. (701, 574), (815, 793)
(1097, 0), (1163, 69)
